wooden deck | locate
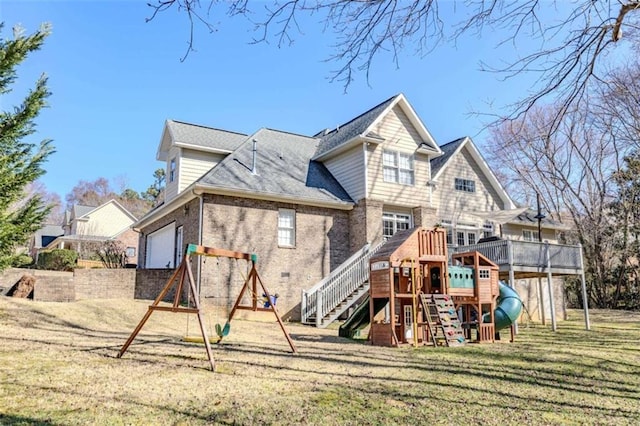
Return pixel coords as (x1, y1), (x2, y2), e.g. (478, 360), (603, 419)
(450, 239), (583, 279)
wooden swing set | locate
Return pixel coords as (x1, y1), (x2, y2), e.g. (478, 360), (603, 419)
(117, 244), (297, 371)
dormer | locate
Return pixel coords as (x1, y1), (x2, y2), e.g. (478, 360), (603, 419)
(157, 120), (248, 202)
(313, 94), (443, 206)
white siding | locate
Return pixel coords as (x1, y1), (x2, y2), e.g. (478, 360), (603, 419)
(501, 223), (559, 243)
(75, 203), (134, 237)
(179, 148), (225, 193)
(165, 146), (181, 202)
(367, 105), (430, 206)
(434, 147), (505, 224)
(323, 145), (365, 201)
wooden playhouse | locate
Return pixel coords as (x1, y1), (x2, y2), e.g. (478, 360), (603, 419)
(368, 227), (501, 347)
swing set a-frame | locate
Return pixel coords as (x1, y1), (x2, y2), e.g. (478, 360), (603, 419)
(117, 244), (297, 371)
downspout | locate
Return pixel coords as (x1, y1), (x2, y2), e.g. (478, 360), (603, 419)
(195, 190), (204, 294)
(362, 141), (368, 198)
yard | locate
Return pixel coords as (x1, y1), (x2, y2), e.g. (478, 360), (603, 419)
(1, 298), (639, 425)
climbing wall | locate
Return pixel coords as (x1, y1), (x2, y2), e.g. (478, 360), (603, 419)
(420, 294), (466, 347)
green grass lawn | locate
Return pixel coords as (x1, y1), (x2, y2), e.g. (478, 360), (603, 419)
(0, 298), (638, 425)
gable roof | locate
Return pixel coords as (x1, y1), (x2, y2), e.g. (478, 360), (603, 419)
(314, 93), (441, 160)
(430, 137), (466, 177)
(33, 225), (64, 248)
(314, 95), (396, 158)
(431, 136), (516, 210)
(68, 200), (138, 224)
(157, 120), (248, 161)
(72, 204), (96, 219)
(195, 128), (353, 208)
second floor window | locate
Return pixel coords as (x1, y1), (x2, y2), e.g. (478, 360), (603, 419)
(169, 158), (176, 183)
(455, 178), (475, 192)
(523, 229), (540, 242)
(383, 150), (415, 185)
(483, 222), (494, 239)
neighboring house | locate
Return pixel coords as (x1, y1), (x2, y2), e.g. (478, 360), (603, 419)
(135, 94), (582, 324)
(46, 200), (139, 266)
(29, 224), (64, 259)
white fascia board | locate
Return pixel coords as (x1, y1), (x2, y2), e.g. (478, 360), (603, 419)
(99, 199), (138, 222)
(194, 183), (354, 211)
(431, 137), (468, 182)
(312, 136), (379, 161)
(173, 141), (234, 155)
(133, 183), (198, 230)
(367, 94), (442, 155)
(156, 121), (173, 161)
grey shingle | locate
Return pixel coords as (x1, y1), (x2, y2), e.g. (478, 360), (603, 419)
(168, 120), (247, 152)
(198, 128), (352, 205)
(73, 205), (96, 219)
(509, 209), (566, 228)
(315, 95), (398, 157)
(430, 137), (466, 177)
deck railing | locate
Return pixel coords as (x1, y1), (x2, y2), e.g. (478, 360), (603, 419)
(450, 240), (582, 271)
(301, 241), (385, 326)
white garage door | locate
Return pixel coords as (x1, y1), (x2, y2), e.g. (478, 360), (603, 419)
(145, 223), (176, 268)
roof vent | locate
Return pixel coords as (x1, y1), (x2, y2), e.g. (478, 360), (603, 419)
(251, 139), (258, 175)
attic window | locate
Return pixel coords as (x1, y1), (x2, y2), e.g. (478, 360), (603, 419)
(169, 158), (176, 183)
(383, 150), (414, 185)
(455, 178), (475, 193)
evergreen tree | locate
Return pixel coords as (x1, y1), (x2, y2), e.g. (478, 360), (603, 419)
(0, 23), (55, 270)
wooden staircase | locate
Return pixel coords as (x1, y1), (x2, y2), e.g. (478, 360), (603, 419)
(301, 241), (384, 328)
(420, 294), (466, 347)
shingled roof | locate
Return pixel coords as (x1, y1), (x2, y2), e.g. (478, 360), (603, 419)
(314, 95), (398, 158)
(430, 137), (466, 178)
(167, 120), (247, 152)
(197, 128), (353, 207)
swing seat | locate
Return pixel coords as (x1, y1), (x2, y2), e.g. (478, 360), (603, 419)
(215, 322), (231, 338)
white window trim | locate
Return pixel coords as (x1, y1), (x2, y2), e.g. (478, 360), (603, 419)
(523, 228), (540, 242)
(383, 212), (413, 239)
(442, 219), (480, 247)
(383, 150), (415, 186)
(455, 178), (476, 193)
(169, 158), (176, 183)
(278, 209), (296, 248)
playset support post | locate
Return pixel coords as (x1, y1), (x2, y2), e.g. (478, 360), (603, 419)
(117, 244), (297, 371)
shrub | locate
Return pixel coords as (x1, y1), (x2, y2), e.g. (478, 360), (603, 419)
(36, 249), (78, 271)
(11, 254), (34, 268)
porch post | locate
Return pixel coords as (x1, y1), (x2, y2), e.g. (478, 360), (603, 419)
(578, 243), (591, 330)
(316, 289), (323, 327)
(507, 240), (518, 333)
(545, 242), (557, 331)
(537, 277), (546, 325)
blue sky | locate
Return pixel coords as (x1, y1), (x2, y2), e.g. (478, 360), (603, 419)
(2, 0), (549, 201)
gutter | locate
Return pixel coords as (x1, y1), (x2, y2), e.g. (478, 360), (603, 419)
(193, 184), (354, 211)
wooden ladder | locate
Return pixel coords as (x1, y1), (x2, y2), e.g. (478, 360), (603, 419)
(419, 294), (466, 347)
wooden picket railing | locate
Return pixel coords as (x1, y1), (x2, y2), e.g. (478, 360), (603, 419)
(301, 241), (385, 327)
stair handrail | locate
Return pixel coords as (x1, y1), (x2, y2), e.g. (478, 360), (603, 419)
(301, 240), (385, 325)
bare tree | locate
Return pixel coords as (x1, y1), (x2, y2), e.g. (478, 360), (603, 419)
(487, 105), (615, 307)
(95, 240), (126, 269)
(65, 177), (152, 219)
(147, 1), (640, 132)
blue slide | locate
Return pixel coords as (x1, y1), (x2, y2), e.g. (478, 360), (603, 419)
(489, 281), (523, 331)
